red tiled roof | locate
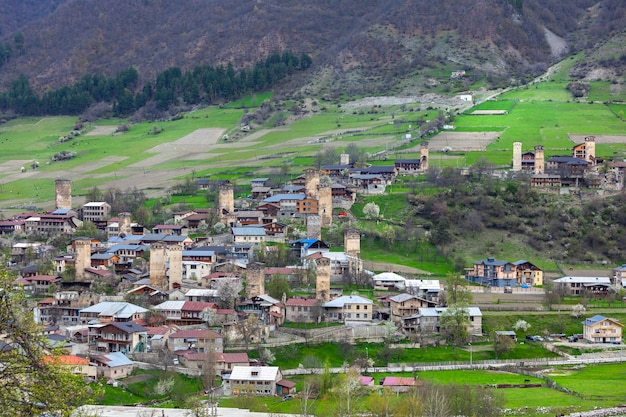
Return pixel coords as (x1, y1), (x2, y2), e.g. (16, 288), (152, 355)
(26, 275), (60, 282)
(44, 355), (89, 366)
(382, 377), (417, 387)
(145, 326), (171, 336)
(182, 301), (218, 311)
(217, 309), (235, 315)
(277, 379), (296, 388)
(38, 297), (55, 305)
(219, 352), (249, 363)
(286, 298), (319, 307)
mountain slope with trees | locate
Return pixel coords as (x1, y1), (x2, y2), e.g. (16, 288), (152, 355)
(0, 0), (623, 98)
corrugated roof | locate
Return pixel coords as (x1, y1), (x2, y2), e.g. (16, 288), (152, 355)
(229, 366), (280, 381)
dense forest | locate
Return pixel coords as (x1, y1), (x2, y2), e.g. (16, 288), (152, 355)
(0, 0), (623, 96)
(407, 168), (626, 264)
(0, 51), (311, 117)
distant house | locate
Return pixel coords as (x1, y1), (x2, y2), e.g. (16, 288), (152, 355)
(512, 260), (543, 287)
(389, 293), (436, 323)
(285, 298), (320, 323)
(373, 272), (407, 290)
(44, 355), (96, 379)
(402, 306), (483, 336)
(582, 315), (623, 343)
(231, 227), (266, 245)
(79, 301), (148, 325)
(381, 377), (421, 392)
(168, 328), (223, 353)
(553, 276), (611, 297)
(465, 257), (517, 287)
(91, 351), (135, 380)
(323, 295), (374, 323)
(88, 321), (148, 354)
(224, 366), (293, 396)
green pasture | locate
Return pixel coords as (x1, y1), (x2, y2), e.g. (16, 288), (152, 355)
(548, 363), (626, 401)
(224, 92), (273, 108)
(469, 99), (517, 112)
(609, 103), (626, 120)
(498, 82), (573, 101)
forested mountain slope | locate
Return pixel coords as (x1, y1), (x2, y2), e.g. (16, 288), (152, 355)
(0, 0), (623, 95)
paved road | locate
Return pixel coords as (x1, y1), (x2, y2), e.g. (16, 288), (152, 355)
(75, 405), (297, 417)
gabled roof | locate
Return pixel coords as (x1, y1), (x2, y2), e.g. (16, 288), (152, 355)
(286, 298), (320, 307)
(383, 377), (417, 387)
(79, 301), (148, 318)
(389, 293), (419, 303)
(182, 301), (217, 312)
(263, 193), (306, 203)
(102, 321), (147, 333)
(170, 328), (222, 340)
(419, 306), (482, 317)
(93, 351), (134, 368)
(373, 272), (406, 282)
(323, 295), (373, 308)
(229, 366), (280, 381)
(554, 276), (611, 285)
(582, 315), (623, 327)
(232, 227), (266, 236)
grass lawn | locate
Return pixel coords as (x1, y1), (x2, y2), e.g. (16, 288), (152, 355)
(548, 363), (626, 401)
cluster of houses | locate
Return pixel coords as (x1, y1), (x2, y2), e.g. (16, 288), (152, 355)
(3, 149), (626, 397)
(512, 136), (624, 189)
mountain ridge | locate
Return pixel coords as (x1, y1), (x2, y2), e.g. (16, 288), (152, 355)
(0, 0), (624, 96)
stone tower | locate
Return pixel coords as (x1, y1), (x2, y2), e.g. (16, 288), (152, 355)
(218, 182), (234, 215)
(150, 242), (168, 290)
(74, 239), (92, 281)
(534, 145), (545, 175)
(118, 212), (132, 236)
(585, 136), (596, 162)
(318, 184), (332, 228)
(246, 262), (265, 299)
(168, 244), (183, 290)
(344, 229), (362, 276)
(306, 214), (322, 240)
(315, 257), (331, 302)
(420, 142), (429, 172)
(340, 153), (350, 165)
(55, 179), (72, 210)
(305, 169), (320, 198)
(512, 142), (522, 171)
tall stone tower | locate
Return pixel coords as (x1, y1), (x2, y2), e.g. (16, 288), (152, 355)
(168, 244), (183, 290)
(585, 136), (596, 162)
(340, 153), (350, 165)
(150, 242), (168, 290)
(306, 214), (322, 240)
(305, 169), (320, 198)
(55, 179), (72, 210)
(420, 142), (429, 172)
(318, 184), (332, 228)
(315, 257), (331, 302)
(74, 239), (92, 281)
(246, 262), (265, 299)
(118, 212), (132, 236)
(218, 182), (234, 215)
(344, 229), (362, 276)
(512, 142), (522, 171)
(534, 145), (545, 175)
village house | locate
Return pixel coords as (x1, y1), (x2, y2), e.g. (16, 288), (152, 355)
(373, 272), (407, 290)
(389, 293), (436, 323)
(285, 298), (320, 323)
(465, 257), (517, 287)
(44, 355), (97, 379)
(582, 315), (623, 343)
(168, 328), (223, 353)
(553, 276), (612, 297)
(223, 366), (294, 397)
(237, 294), (285, 327)
(323, 295), (374, 323)
(78, 301), (148, 325)
(231, 227), (266, 245)
(402, 306), (483, 336)
(88, 321), (148, 354)
(81, 202), (111, 223)
(91, 351), (135, 380)
(152, 224), (188, 236)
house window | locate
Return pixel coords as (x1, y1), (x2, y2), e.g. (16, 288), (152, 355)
(364, 314), (368, 319)
(356, 314), (360, 319)
(364, 305), (368, 310)
(356, 305), (360, 310)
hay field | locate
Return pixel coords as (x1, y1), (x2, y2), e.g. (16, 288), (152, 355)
(569, 134), (626, 144)
(427, 131), (501, 152)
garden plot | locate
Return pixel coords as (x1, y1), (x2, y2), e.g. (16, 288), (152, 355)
(568, 134), (626, 144)
(427, 131), (501, 152)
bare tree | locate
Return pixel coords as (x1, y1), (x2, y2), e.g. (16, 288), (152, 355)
(215, 279), (243, 309)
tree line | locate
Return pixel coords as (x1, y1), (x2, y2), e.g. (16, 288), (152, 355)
(0, 50), (312, 117)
